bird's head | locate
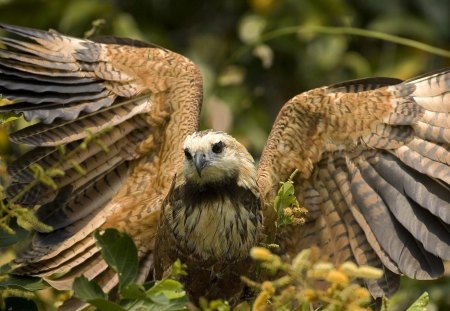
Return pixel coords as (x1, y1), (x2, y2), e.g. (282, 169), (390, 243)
(182, 130), (257, 188)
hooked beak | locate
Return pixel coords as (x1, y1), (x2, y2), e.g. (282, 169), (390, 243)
(194, 152), (208, 177)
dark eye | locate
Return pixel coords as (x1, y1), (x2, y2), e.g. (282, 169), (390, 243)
(184, 149), (192, 160)
(212, 141), (224, 154)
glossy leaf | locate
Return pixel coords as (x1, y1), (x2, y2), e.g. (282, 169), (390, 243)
(88, 299), (127, 311)
(121, 283), (146, 300)
(407, 292), (429, 311)
(0, 220), (29, 248)
(0, 276), (47, 291)
(94, 228), (138, 291)
(73, 275), (106, 301)
(146, 279), (186, 300)
(128, 298), (188, 311)
(0, 112), (21, 124)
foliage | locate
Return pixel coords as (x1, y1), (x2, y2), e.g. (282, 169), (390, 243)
(94, 229), (139, 291)
(246, 246), (379, 310)
(244, 173), (378, 311)
(0, 227), (189, 311)
(0, 274), (48, 310)
(72, 228), (188, 311)
(404, 292), (429, 311)
(0, 128), (114, 310)
(238, 246), (429, 311)
(0, 178), (53, 236)
(0, 128), (111, 239)
(273, 170), (307, 229)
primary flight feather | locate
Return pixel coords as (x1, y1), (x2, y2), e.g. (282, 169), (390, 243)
(0, 24), (449, 308)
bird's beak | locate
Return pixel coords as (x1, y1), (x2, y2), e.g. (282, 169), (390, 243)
(194, 152), (208, 177)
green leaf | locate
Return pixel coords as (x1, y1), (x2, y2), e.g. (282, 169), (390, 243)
(94, 138), (110, 153)
(0, 220), (29, 247)
(84, 18), (106, 38)
(0, 263), (13, 274)
(123, 280), (187, 311)
(142, 280), (156, 290)
(13, 207), (53, 233)
(273, 170), (301, 228)
(0, 112), (21, 124)
(233, 301), (251, 311)
(204, 299), (231, 311)
(0, 96), (15, 106)
(73, 275), (106, 301)
(171, 259), (187, 277)
(380, 297), (389, 311)
(0, 276), (47, 291)
(406, 292), (429, 311)
(70, 160), (87, 175)
(121, 283), (146, 300)
(88, 298), (127, 311)
(148, 293), (170, 305)
(46, 168), (65, 177)
(128, 298), (188, 311)
(94, 228), (138, 291)
(146, 279), (186, 301)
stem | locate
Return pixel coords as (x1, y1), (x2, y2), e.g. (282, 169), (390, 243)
(226, 25), (450, 66)
(7, 180), (39, 206)
(272, 275), (292, 288)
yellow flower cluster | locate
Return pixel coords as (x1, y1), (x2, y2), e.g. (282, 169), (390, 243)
(283, 206), (307, 225)
(246, 246), (384, 311)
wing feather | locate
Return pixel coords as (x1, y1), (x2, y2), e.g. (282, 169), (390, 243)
(0, 63), (96, 84)
(371, 152), (450, 223)
(349, 156), (443, 279)
(0, 76), (104, 93)
(0, 58), (95, 78)
(320, 160), (400, 297)
(258, 68), (450, 296)
(8, 120), (147, 183)
(331, 159), (401, 274)
(10, 97), (150, 146)
(1, 24), (203, 300)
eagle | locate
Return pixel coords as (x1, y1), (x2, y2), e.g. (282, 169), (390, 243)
(0, 23), (449, 308)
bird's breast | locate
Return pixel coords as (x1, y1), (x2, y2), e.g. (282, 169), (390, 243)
(169, 182), (261, 262)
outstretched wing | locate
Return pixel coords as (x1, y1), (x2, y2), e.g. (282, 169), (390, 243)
(0, 24), (202, 292)
(257, 69), (450, 297)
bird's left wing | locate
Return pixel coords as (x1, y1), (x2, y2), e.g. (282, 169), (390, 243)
(257, 69), (450, 297)
(0, 24), (202, 293)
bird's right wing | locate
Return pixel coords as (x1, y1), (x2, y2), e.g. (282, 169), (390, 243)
(257, 68), (450, 297)
(0, 24), (203, 293)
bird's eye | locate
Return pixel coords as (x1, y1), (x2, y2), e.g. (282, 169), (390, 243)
(184, 149), (192, 160)
(212, 141), (224, 154)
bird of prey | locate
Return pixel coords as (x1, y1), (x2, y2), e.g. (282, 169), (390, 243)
(154, 131), (263, 304)
(0, 23), (449, 308)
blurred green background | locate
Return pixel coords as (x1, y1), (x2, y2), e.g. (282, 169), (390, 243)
(0, 0), (449, 309)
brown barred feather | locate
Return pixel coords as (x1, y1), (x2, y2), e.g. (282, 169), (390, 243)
(259, 68), (450, 296)
(1, 24), (202, 308)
